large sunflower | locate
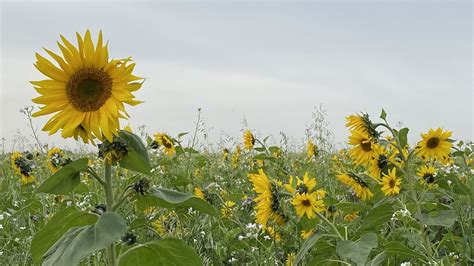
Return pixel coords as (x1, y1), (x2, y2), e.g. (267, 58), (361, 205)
(31, 30), (143, 143)
(248, 169), (282, 227)
(416, 128), (452, 162)
(337, 172), (373, 201)
(243, 130), (255, 150)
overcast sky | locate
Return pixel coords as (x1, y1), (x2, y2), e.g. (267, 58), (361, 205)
(0, 1), (472, 152)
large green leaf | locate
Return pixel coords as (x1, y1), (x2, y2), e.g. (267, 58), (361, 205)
(42, 212), (127, 266)
(398, 128), (409, 148)
(294, 234), (323, 265)
(36, 158), (88, 194)
(118, 238), (202, 266)
(118, 130), (151, 174)
(416, 210), (457, 227)
(136, 187), (218, 217)
(336, 233), (378, 266)
(31, 207), (98, 265)
(383, 241), (428, 261)
(360, 203), (394, 231)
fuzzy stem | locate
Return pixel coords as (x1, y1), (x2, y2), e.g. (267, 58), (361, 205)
(104, 161), (117, 266)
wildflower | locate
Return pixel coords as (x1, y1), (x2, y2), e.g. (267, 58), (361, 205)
(300, 229), (315, 239)
(284, 172), (316, 194)
(153, 133), (175, 156)
(307, 140), (316, 159)
(348, 130), (379, 166)
(337, 173), (373, 201)
(368, 145), (390, 181)
(30, 30), (143, 143)
(232, 145), (241, 168)
(220, 201), (236, 218)
(10, 152), (36, 184)
(248, 169), (281, 227)
(264, 226), (281, 243)
(243, 130), (255, 150)
(381, 168), (401, 196)
(416, 128), (452, 162)
(152, 217), (166, 236)
(345, 113), (380, 139)
(47, 147), (65, 173)
(292, 192), (325, 219)
(286, 252), (296, 266)
(417, 165), (437, 188)
(344, 212), (359, 222)
(194, 187), (205, 200)
(223, 148), (229, 161)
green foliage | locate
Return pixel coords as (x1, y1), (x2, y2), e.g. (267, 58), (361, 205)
(36, 158), (88, 195)
(336, 233), (378, 266)
(118, 131), (151, 174)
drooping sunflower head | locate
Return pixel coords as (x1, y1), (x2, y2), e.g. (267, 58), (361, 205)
(286, 252), (296, 266)
(416, 128), (452, 162)
(337, 172), (373, 201)
(243, 129), (255, 150)
(369, 145), (390, 181)
(345, 113), (380, 139)
(153, 133), (175, 157)
(300, 229), (315, 240)
(248, 169), (282, 227)
(307, 140), (316, 158)
(348, 129), (379, 166)
(220, 200), (236, 218)
(417, 165), (437, 187)
(31, 30), (143, 144)
(223, 148), (230, 161)
(381, 168), (401, 196)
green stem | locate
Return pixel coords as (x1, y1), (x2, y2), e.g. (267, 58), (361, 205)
(316, 212), (344, 240)
(104, 161), (117, 266)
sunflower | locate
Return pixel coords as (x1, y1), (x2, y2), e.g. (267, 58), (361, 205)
(154, 133), (175, 156)
(285, 252), (296, 266)
(31, 30), (143, 143)
(348, 129), (378, 166)
(11, 152), (36, 184)
(337, 173), (373, 201)
(417, 165), (437, 188)
(345, 113), (379, 139)
(416, 128), (452, 162)
(307, 140), (316, 159)
(343, 212), (359, 222)
(194, 187), (205, 200)
(292, 192), (325, 219)
(243, 130), (255, 150)
(368, 146), (390, 181)
(223, 148), (229, 161)
(47, 147), (64, 173)
(300, 229), (315, 240)
(248, 169), (280, 227)
(264, 226), (281, 243)
(284, 172), (317, 194)
(381, 168), (401, 196)
(220, 200), (236, 218)
(151, 218), (166, 236)
(232, 145), (242, 168)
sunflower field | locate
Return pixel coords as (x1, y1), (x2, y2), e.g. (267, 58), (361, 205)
(0, 31), (473, 266)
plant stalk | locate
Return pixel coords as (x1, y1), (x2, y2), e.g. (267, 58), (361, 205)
(104, 161), (117, 266)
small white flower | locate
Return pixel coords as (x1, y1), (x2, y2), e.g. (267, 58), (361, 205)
(238, 235), (245, 241)
(19, 226), (26, 230)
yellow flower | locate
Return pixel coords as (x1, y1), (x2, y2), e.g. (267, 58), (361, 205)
(143, 207), (156, 216)
(232, 145), (241, 168)
(31, 30), (143, 143)
(243, 129), (255, 150)
(417, 165), (437, 188)
(154, 133), (175, 156)
(248, 169), (276, 227)
(285, 172), (317, 194)
(307, 140), (316, 159)
(194, 187), (205, 200)
(337, 173), (373, 201)
(381, 168), (401, 196)
(220, 200), (236, 218)
(123, 124), (132, 133)
(11, 152), (36, 184)
(369, 146), (389, 181)
(416, 128), (452, 162)
(348, 130), (378, 166)
(346, 114), (367, 133)
(286, 252), (296, 266)
(344, 212), (359, 222)
(264, 226), (281, 243)
(223, 148), (229, 161)
(301, 229), (315, 240)
(292, 192), (324, 219)
(152, 218), (166, 236)
(47, 147), (64, 173)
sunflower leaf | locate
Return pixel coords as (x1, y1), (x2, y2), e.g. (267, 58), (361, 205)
(398, 127), (409, 148)
(117, 238), (202, 266)
(118, 130), (151, 175)
(36, 158), (88, 195)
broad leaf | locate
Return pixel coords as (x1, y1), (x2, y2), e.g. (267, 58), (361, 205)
(416, 210), (457, 227)
(42, 212), (127, 266)
(118, 130), (151, 174)
(360, 203), (394, 231)
(36, 158), (88, 195)
(136, 187), (218, 217)
(294, 234), (323, 265)
(31, 207), (98, 265)
(118, 238), (202, 266)
(383, 241), (428, 261)
(398, 128), (409, 148)
(336, 233), (378, 266)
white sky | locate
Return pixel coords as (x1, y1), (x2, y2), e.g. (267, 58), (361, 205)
(0, 1), (472, 151)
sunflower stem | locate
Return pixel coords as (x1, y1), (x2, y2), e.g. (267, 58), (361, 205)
(104, 161), (117, 266)
(316, 212), (344, 240)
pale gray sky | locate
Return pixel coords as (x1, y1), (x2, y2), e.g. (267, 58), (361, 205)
(0, 1), (472, 151)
